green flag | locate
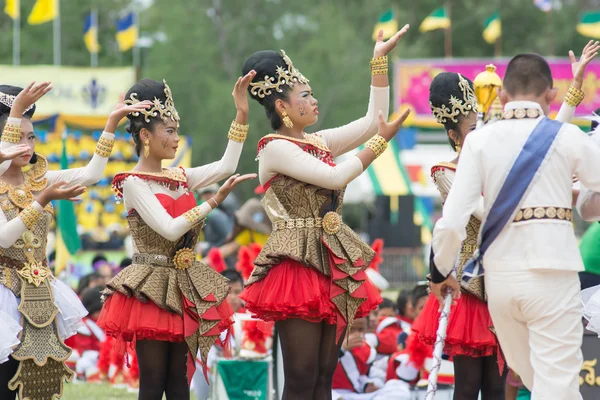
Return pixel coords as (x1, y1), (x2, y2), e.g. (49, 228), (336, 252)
(577, 11), (600, 39)
(57, 136), (81, 255)
(419, 8), (451, 32)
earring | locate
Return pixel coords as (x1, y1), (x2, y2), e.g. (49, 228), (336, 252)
(455, 141), (461, 154)
(282, 111), (294, 129)
(144, 138), (150, 158)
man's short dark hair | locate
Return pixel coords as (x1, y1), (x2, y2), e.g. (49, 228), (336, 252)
(503, 54), (553, 97)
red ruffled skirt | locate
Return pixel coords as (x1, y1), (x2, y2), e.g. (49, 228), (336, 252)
(240, 258), (382, 326)
(98, 293), (233, 349)
(411, 292), (504, 371)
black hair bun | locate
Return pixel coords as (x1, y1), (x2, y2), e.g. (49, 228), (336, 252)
(242, 50), (286, 105)
(0, 85), (36, 119)
(428, 72), (474, 112)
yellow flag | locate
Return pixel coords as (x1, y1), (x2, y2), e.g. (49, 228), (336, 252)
(28, 0), (57, 25)
(5, 0), (19, 19)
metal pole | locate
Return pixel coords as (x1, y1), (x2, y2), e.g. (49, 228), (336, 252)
(444, 0), (452, 58)
(91, 8), (98, 67)
(133, 11), (140, 72)
(13, 6), (20, 66)
(53, 0), (60, 65)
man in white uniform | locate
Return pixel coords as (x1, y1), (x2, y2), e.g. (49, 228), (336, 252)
(428, 54), (600, 399)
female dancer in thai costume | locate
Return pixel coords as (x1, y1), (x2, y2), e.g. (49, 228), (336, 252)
(412, 42), (598, 400)
(98, 75), (256, 400)
(239, 26), (412, 400)
(0, 82), (146, 400)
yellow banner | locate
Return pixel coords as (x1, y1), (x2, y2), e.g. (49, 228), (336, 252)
(0, 65), (135, 116)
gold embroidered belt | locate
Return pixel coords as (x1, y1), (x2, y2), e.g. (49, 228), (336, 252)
(513, 207), (572, 223)
(133, 248), (196, 271)
(272, 212), (343, 235)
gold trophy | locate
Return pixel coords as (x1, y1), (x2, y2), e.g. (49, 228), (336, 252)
(473, 64), (503, 128)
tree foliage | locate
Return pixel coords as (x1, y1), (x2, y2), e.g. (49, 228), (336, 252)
(0, 0), (595, 196)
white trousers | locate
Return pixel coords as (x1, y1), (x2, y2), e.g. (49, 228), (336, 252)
(486, 268), (583, 400)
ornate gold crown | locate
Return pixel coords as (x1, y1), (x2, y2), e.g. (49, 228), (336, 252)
(125, 79), (180, 127)
(0, 91), (35, 114)
(430, 74), (478, 124)
(249, 50), (309, 99)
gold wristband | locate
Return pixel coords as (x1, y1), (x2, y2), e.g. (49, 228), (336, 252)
(183, 206), (204, 224)
(365, 135), (388, 157)
(20, 206), (43, 230)
(2, 123), (21, 144)
(370, 55), (388, 76)
(564, 85), (584, 107)
(95, 136), (115, 158)
(228, 121), (249, 143)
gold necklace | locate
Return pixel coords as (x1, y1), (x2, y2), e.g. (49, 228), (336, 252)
(0, 156), (48, 210)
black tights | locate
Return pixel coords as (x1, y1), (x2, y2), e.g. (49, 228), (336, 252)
(136, 340), (189, 400)
(453, 355), (506, 400)
(0, 357), (18, 400)
(276, 319), (343, 400)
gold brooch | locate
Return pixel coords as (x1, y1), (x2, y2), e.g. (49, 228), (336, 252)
(17, 262), (50, 287)
(173, 248), (195, 270)
(322, 212), (342, 235)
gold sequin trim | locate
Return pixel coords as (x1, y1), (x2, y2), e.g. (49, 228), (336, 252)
(183, 206), (204, 224)
(95, 135), (115, 158)
(2, 122), (21, 144)
(228, 120), (248, 143)
(502, 108), (542, 120)
(20, 206), (42, 230)
(370, 55), (388, 75)
(365, 135), (388, 157)
(513, 206), (572, 223)
(564, 85), (584, 107)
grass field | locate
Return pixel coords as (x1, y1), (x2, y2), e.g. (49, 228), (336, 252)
(62, 382), (200, 399)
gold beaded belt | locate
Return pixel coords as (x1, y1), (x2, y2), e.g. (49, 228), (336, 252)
(0, 255), (47, 270)
(272, 212), (343, 235)
(513, 207), (572, 223)
(133, 248), (196, 271)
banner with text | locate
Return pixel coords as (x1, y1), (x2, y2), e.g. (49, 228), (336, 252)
(0, 65), (136, 116)
(395, 59), (600, 118)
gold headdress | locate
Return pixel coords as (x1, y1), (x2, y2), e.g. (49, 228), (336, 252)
(0, 91), (35, 114)
(430, 74), (478, 124)
(124, 79), (180, 127)
(249, 50), (309, 99)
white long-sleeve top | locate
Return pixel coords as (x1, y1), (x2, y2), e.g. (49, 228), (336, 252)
(430, 101), (600, 282)
(121, 139), (243, 242)
(258, 86), (389, 188)
(0, 117), (115, 249)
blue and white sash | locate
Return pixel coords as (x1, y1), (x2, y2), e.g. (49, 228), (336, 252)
(461, 117), (563, 284)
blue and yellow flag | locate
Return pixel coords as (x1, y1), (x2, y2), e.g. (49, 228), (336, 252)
(116, 12), (138, 51)
(84, 10), (100, 54)
(5, 0), (19, 20)
(27, 0), (57, 25)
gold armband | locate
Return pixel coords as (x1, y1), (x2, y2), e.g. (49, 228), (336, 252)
(20, 206), (43, 230)
(95, 135), (115, 158)
(183, 206), (204, 224)
(564, 85), (584, 107)
(2, 122), (21, 144)
(228, 121), (249, 143)
(370, 55), (388, 76)
(365, 135), (388, 157)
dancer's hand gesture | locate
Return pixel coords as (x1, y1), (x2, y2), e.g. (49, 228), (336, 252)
(105, 94), (153, 133)
(431, 275), (460, 309)
(11, 81), (52, 117)
(212, 173), (257, 205)
(570, 40), (600, 86)
(377, 109), (411, 142)
(233, 70), (257, 116)
(0, 144), (30, 162)
(373, 24), (410, 58)
(37, 181), (86, 207)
